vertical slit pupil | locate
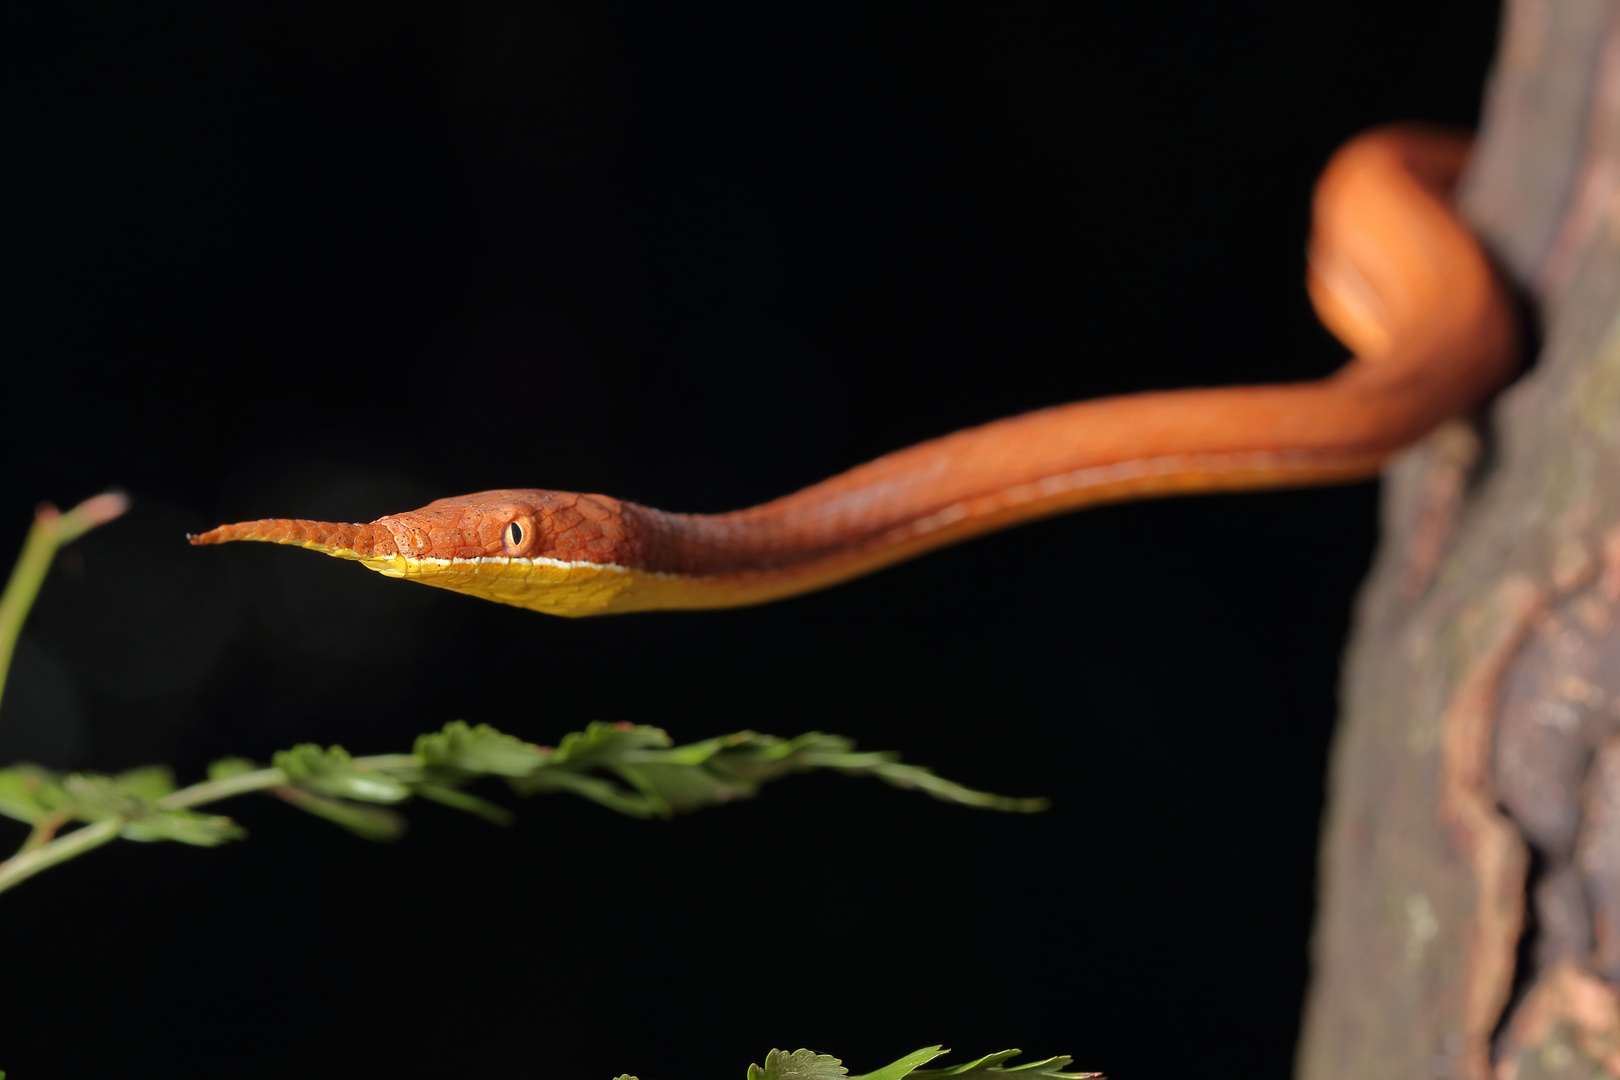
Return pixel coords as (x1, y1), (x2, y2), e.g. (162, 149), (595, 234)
(509, 523), (523, 546)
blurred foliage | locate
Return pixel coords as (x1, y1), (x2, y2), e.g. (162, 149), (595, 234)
(0, 718), (1044, 894)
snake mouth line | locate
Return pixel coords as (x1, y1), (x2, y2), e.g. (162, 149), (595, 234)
(384, 554), (634, 573)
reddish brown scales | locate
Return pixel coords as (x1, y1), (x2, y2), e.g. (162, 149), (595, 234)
(191, 491), (651, 567)
(189, 518), (398, 558)
(190, 127), (1522, 618)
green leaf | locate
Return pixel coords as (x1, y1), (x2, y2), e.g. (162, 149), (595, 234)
(413, 782), (514, 826)
(120, 807), (245, 846)
(502, 726), (1047, 822)
(547, 721), (672, 768)
(709, 733), (856, 780)
(56, 774), (242, 846)
(748, 1049), (848, 1080)
(624, 728), (760, 766)
(61, 773), (147, 820)
(512, 769), (660, 818)
(840, 1049), (1098, 1080)
(115, 765), (176, 801)
(912, 1050), (1098, 1078)
(274, 744), (411, 803)
(207, 757), (259, 782)
(849, 1047), (948, 1080)
(0, 765), (62, 825)
(606, 761), (755, 814)
(623, 732), (847, 812)
(275, 787), (406, 841)
(415, 721), (550, 777)
(802, 751), (1048, 813)
(0, 770), (247, 847)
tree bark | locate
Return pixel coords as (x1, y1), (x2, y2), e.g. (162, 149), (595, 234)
(1296, 2), (1620, 1076)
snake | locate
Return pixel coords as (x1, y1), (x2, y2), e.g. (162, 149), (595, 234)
(190, 126), (1521, 618)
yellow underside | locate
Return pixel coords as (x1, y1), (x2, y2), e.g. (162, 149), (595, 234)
(352, 553), (799, 617)
(269, 539), (818, 616)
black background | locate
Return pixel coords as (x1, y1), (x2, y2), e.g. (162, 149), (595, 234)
(3, 4), (1501, 1078)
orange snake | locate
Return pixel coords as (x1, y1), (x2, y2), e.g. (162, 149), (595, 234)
(191, 126), (1521, 617)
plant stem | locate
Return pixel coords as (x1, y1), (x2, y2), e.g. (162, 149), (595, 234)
(0, 493), (129, 717)
(0, 757), (432, 895)
(0, 818), (120, 893)
(18, 810), (69, 854)
(160, 768), (287, 809)
(156, 755), (429, 809)
(0, 514), (67, 711)
(0, 768), (286, 896)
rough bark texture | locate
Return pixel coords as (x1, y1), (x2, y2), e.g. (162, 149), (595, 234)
(1296, 1), (1620, 1077)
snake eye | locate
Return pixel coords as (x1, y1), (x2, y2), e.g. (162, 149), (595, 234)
(502, 515), (536, 557)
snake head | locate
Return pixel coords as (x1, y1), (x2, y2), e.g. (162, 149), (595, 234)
(189, 488), (638, 567)
(189, 488), (655, 617)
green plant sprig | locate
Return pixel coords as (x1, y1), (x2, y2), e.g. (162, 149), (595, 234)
(0, 492), (128, 714)
(0, 719), (1046, 895)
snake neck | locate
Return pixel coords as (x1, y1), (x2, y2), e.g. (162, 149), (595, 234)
(621, 370), (1463, 591)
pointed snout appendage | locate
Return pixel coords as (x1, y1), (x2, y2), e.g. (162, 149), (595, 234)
(186, 518), (391, 561)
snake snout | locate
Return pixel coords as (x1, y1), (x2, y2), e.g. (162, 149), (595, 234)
(373, 506), (514, 561)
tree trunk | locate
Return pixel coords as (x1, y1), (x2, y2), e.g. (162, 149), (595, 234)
(1297, 1), (1620, 1076)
